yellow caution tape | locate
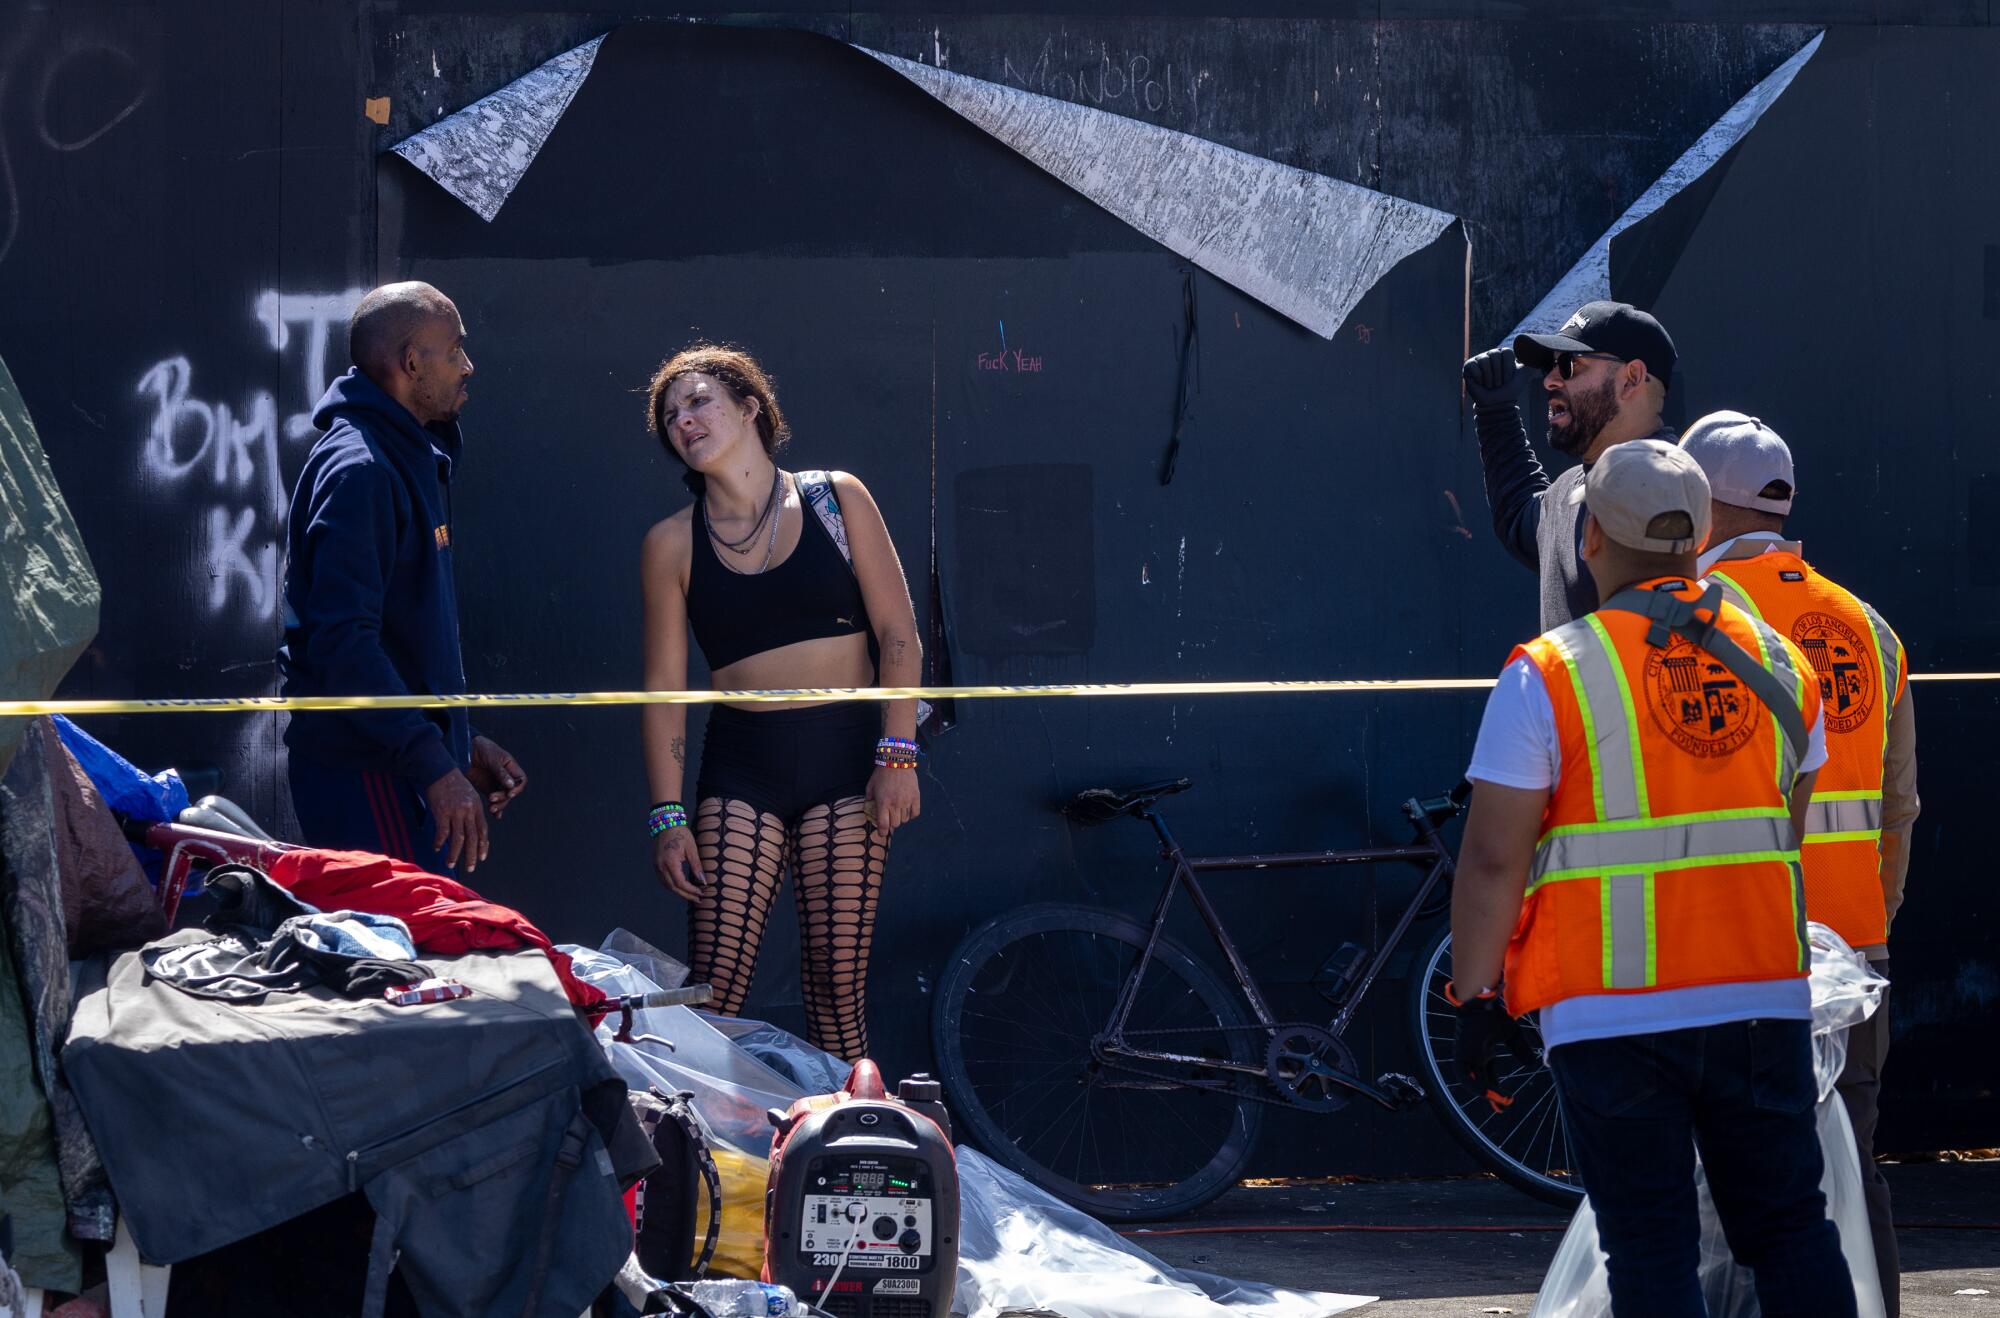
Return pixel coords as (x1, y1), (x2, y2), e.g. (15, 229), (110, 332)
(0, 679), (1496, 718)
(0, 671), (1988, 718)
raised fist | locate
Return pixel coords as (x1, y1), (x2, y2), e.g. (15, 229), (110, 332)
(1462, 347), (1525, 407)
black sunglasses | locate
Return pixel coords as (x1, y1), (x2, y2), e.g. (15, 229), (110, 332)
(1551, 351), (1625, 380)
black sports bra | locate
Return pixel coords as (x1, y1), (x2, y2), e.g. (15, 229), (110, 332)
(687, 477), (869, 671)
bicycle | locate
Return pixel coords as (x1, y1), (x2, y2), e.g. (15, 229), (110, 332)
(930, 777), (1580, 1221)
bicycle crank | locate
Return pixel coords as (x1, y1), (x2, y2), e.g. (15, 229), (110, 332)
(1264, 1027), (1358, 1112)
(1264, 1028), (1430, 1112)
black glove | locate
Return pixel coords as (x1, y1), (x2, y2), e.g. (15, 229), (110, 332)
(1451, 988), (1536, 1113)
(1462, 347), (1526, 407)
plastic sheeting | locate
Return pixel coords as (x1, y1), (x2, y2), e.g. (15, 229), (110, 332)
(50, 715), (191, 891)
(50, 716), (189, 829)
(1530, 924), (1889, 1318)
(564, 948), (1374, 1318)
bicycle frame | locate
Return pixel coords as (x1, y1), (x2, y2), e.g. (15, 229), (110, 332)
(1098, 801), (1457, 1088)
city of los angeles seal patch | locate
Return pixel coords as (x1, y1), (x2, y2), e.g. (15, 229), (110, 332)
(1645, 637), (1760, 758)
(1791, 611), (1874, 734)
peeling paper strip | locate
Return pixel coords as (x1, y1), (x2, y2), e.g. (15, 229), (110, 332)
(388, 34), (606, 223)
(1509, 31), (1823, 341)
(859, 47), (1455, 340)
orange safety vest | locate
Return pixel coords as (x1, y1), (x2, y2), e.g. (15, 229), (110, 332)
(1706, 543), (1906, 948)
(1502, 578), (1821, 1017)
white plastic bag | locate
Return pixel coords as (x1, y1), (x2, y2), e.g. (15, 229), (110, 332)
(564, 946), (1374, 1317)
(1530, 924), (1888, 1318)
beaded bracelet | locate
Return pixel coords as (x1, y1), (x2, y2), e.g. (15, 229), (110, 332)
(874, 736), (921, 770)
(647, 801), (689, 836)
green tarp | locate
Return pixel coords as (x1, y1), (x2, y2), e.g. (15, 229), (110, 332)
(0, 352), (98, 1290)
(0, 351), (98, 778)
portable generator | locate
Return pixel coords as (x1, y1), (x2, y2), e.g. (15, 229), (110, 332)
(763, 1061), (958, 1318)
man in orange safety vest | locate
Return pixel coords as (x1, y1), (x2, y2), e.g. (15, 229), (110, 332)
(1450, 439), (1856, 1318)
(1683, 410), (1918, 1318)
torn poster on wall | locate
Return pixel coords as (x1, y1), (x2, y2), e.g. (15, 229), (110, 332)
(387, 33), (606, 222)
(856, 46), (1456, 340)
(1508, 30), (1823, 342)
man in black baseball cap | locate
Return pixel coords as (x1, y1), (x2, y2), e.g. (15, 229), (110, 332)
(1462, 300), (1680, 629)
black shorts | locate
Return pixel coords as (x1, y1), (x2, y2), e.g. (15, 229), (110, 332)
(694, 703), (877, 822)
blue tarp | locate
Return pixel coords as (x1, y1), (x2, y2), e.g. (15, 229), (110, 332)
(50, 716), (193, 890)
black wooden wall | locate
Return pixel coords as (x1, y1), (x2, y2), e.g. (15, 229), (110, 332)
(4, 1), (1993, 1176)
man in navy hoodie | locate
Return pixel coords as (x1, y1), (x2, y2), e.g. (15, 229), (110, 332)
(279, 282), (525, 874)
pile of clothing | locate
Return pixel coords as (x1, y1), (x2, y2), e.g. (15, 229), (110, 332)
(262, 848), (606, 1012)
(0, 712), (641, 1313)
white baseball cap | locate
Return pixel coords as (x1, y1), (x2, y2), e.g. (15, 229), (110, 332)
(1679, 411), (1795, 515)
(1585, 438), (1712, 554)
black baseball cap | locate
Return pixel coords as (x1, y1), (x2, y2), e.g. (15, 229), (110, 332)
(1515, 300), (1677, 392)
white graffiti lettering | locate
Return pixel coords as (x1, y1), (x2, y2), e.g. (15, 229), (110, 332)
(256, 289), (367, 438)
(1001, 41), (1200, 119)
(133, 287), (364, 621)
(206, 505), (277, 616)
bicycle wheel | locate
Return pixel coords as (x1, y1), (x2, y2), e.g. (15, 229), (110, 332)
(1408, 921), (1584, 1207)
(932, 902), (1266, 1221)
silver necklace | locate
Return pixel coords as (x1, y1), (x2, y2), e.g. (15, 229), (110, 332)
(754, 472), (786, 574)
(705, 465), (780, 554)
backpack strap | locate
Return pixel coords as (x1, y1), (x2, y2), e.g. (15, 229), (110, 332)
(1599, 581), (1809, 771)
(794, 469), (852, 569)
(796, 469), (936, 731)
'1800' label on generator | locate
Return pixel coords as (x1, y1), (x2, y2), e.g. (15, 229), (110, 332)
(811, 1252), (923, 1270)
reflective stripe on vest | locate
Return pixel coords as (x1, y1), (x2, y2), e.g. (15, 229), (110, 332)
(1854, 598), (1902, 762)
(1803, 791), (1883, 843)
(1531, 810), (1796, 888)
(1550, 617), (1645, 821)
(1528, 595), (1810, 993)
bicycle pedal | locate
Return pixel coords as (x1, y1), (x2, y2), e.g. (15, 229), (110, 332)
(1376, 1072), (1426, 1110)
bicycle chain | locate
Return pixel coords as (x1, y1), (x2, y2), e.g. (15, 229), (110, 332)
(1101, 1020), (1370, 1111)
(1088, 1053), (1331, 1111)
(1118, 1019), (1332, 1039)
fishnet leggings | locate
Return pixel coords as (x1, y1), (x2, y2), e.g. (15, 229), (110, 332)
(686, 795), (887, 1060)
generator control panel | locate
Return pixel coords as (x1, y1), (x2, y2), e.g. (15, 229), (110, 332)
(797, 1154), (937, 1271)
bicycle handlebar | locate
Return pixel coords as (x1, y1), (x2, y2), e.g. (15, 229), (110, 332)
(1409, 780), (1474, 827)
(616, 986), (714, 1011)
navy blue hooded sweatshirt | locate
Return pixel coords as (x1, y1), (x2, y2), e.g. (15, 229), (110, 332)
(279, 368), (471, 787)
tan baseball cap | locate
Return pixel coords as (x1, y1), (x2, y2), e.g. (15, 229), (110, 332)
(1585, 438), (1712, 553)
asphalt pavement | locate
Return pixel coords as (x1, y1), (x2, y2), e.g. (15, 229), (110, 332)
(1123, 1163), (2000, 1317)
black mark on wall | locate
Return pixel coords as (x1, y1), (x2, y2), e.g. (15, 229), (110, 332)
(954, 464), (1095, 656)
(1968, 474), (2000, 585)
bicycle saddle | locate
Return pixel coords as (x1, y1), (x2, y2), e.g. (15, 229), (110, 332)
(1063, 778), (1192, 824)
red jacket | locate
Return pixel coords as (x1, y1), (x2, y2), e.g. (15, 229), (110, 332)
(268, 848), (607, 1013)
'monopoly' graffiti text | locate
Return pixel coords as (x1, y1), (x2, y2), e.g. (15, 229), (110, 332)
(1001, 42), (1205, 116)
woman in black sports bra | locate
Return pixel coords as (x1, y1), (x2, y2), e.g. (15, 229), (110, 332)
(639, 344), (921, 1060)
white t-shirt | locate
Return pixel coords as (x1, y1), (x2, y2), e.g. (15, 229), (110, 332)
(1697, 529), (1788, 576)
(1466, 654), (1825, 1048)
